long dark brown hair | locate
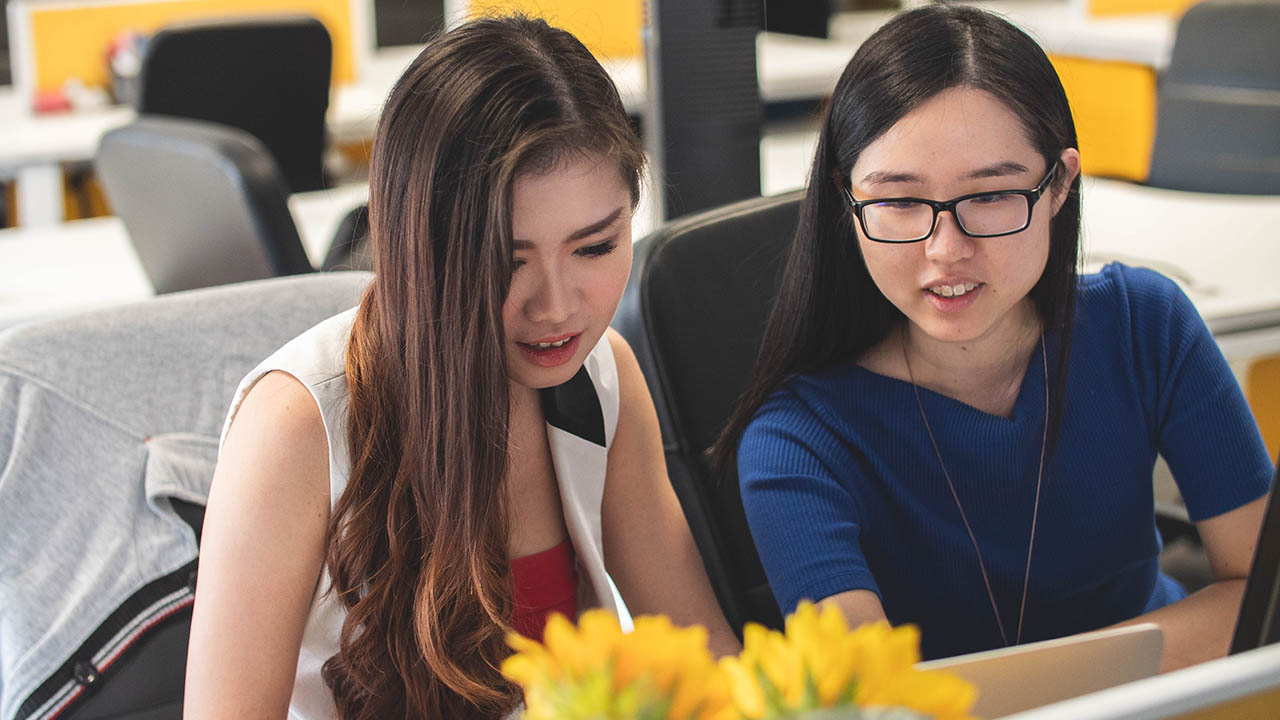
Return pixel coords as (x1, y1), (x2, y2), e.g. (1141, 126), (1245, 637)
(714, 4), (1081, 472)
(320, 16), (644, 718)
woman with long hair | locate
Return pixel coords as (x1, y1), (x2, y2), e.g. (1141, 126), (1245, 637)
(185, 16), (736, 718)
(718, 4), (1271, 672)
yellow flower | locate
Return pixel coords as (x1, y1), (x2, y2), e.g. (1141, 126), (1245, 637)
(502, 610), (734, 720)
(721, 602), (978, 720)
(505, 603), (975, 720)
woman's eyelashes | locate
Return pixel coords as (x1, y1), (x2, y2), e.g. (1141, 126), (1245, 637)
(510, 238), (619, 273)
(576, 237), (619, 258)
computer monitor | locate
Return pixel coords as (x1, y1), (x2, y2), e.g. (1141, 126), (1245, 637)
(373, 0), (443, 48)
(1230, 474), (1280, 653)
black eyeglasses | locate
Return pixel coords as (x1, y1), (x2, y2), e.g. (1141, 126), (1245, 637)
(843, 163), (1060, 243)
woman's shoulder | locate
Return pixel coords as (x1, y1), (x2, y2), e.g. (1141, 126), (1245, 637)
(776, 361), (873, 408)
(228, 371), (329, 464)
(1079, 262), (1192, 314)
(743, 361), (871, 440)
(1077, 262), (1204, 341)
(222, 307), (357, 439)
(1075, 262), (1213, 373)
(214, 369), (331, 522)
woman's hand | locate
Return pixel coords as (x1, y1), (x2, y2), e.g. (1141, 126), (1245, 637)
(1115, 492), (1269, 672)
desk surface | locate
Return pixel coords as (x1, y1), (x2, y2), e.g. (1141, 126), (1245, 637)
(3, 166), (1278, 352)
(0, 183), (368, 328)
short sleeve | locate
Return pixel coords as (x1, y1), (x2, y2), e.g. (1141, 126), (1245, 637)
(1121, 265), (1274, 520)
(737, 387), (880, 615)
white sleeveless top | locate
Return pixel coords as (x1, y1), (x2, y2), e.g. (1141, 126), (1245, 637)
(220, 308), (623, 719)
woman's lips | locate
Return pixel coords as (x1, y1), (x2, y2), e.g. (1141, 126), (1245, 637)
(516, 333), (581, 368)
(923, 282), (983, 312)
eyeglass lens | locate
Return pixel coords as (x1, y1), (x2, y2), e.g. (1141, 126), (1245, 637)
(862, 193), (1029, 242)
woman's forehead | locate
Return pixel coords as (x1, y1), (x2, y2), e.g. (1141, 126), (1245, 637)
(849, 87), (1041, 184)
(511, 156), (630, 245)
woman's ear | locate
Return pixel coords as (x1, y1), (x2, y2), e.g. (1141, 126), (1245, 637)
(1051, 148), (1082, 216)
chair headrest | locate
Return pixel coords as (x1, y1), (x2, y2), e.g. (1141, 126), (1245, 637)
(97, 116), (312, 294)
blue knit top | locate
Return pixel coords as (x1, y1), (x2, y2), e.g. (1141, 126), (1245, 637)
(738, 263), (1274, 660)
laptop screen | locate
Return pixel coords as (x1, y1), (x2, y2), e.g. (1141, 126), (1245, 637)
(1230, 467), (1280, 653)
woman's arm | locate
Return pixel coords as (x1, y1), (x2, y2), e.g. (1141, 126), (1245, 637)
(601, 329), (741, 657)
(184, 371), (333, 718)
(1115, 493), (1269, 672)
(818, 494), (1268, 671)
(820, 590), (889, 629)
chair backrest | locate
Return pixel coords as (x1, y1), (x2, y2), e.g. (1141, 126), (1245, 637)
(0, 272), (370, 720)
(1147, 0), (1280, 194)
(137, 15), (331, 193)
(613, 191), (803, 635)
(321, 203), (372, 272)
(97, 116), (314, 294)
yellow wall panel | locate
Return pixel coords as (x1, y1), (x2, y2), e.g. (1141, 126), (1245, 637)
(27, 0), (354, 95)
(1050, 55), (1156, 182)
(1088, 0), (1196, 18)
(468, 0), (643, 58)
(1246, 355), (1280, 460)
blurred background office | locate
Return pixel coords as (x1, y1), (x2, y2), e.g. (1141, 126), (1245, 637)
(1, 0), (1278, 718)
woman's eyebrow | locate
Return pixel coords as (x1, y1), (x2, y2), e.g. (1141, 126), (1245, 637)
(512, 206), (624, 249)
(566, 206), (624, 241)
(859, 161), (1031, 187)
(965, 161), (1029, 179)
(861, 170), (923, 186)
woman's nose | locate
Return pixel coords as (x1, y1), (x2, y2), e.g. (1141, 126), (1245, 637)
(923, 211), (976, 263)
(524, 269), (574, 325)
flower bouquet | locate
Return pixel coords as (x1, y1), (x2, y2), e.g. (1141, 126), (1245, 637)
(502, 601), (977, 720)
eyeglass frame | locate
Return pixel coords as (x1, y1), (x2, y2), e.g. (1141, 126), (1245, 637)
(841, 162), (1061, 244)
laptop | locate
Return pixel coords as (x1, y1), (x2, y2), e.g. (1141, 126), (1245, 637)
(917, 623), (1164, 719)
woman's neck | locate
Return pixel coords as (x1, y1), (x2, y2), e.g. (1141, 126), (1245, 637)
(881, 300), (1042, 418)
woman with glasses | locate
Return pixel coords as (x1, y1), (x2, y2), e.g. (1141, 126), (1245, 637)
(717, 4), (1271, 671)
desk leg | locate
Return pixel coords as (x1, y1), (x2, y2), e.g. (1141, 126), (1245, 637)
(16, 164), (65, 226)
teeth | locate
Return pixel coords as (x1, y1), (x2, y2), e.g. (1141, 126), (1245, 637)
(533, 337), (572, 349)
(929, 283), (978, 298)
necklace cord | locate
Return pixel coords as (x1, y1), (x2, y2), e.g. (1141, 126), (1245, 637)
(901, 326), (1048, 647)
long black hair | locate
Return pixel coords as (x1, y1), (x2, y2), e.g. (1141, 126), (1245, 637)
(714, 3), (1081, 470)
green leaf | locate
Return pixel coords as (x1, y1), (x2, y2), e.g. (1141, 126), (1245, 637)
(756, 665), (789, 718)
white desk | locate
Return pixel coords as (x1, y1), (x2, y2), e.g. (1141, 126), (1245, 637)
(4, 159), (1280, 360)
(0, 183), (368, 328)
(829, 1), (1175, 70)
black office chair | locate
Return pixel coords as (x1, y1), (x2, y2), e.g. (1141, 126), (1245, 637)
(321, 203), (372, 272)
(1147, 0), (1280, 194)
(97, 116), (315, 294)
(613, 191), (803, 634)
(136, 15), (332, 193)
(0, 272), (370, 720)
